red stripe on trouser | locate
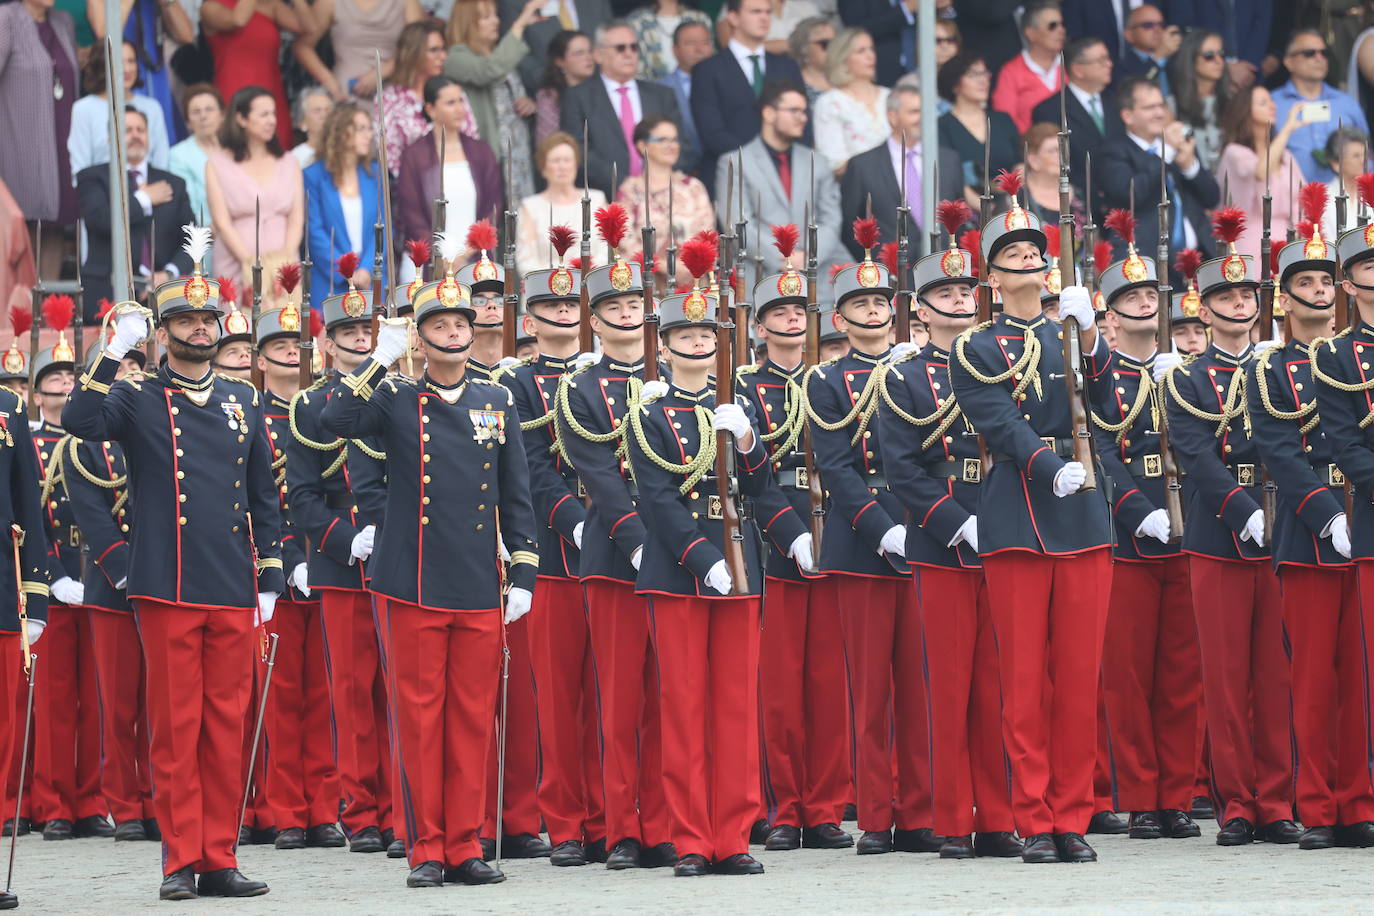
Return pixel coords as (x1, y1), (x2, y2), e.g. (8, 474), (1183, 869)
(320, 588), (393, 835)
(527, 577), (605, 845)
(1187, 555), (1292, 825)
(385, 600), (500, 867)
(836, 574), (932, 832)
(135, 599), (254, 875)
(1282, 565), (1374, 827)
(759, 577), (852, 829)
(914, 567), (1013, 836)
(484, 613), (542, 836)
(584, 579), (669, 847)
(89, 608), (154, 823)
(982, 548), (1112, 835)
(1102, 558), (1202, 812)
(648, 595), (761, 860)
(264, 600), (341, 828)
(31, 604), (104, 823)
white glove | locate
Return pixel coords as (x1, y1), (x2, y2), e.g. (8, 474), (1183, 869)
(106, 308), (148, 358)
(114, 577), (127, 590)
(504, 586), (532, 624)
(1239, 509), (1265, 546)
(950, 515), (979, 553)
(887, 341), (920, 363)
(712, 402), (751, 442)
(1328, 513), (1352, 559)
(1152, 351), (1184, 383)
(704, 559), (733, 595)
(498, 539), (511, 563)
(51, 576), (84, 606)
(1254, 337), (1282, 355)
(254, 591), (278, 627)
(572, 521), (583, 549)
(496, 356), (522, 370)
(372, 317), (410, 368)
(879, 524), (907, 559)
(1053, 461), (1088, 498)
(787, 532), (815, 571)
(1058, 285), (1094, 329)
(350, 525), (375, 564)
(630, 546), (642, 571)
(290, 562), (311, 597)
(1135, 507), (1172, 544)
(571, 351), (598, 372)
(640, 379), (670, 402)
(24, 620), (45, 646)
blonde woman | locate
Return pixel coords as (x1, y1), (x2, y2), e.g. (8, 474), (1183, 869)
(515, 132), (606, 276)
(303, 102), (385, 303)
(812, 27), (889, 177)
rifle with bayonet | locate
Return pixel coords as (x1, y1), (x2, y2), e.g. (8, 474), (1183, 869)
(715, 162), (748, 593)
(642, 156), (659, 382)
(1156, 150), (1185, 541)
(977, 115), (993, 323)
(1058, 72), (1097, 491)
(578, 121), (593, 353)
(1258, 138), (1280, 543)
(251, 196), (263, 389)
(1083, 152), (1098, 292)
(895, 131), (911, 344)
(733, 156), (750, 366)
(431, 129), (446, 278)
(502, 142), (518, 358)
(299, 188), (314, 388)
(803, 199), (824, 552)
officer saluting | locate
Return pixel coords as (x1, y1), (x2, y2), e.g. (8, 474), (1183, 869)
(63, 227), (285, 900)
(321, 250), (538, 889)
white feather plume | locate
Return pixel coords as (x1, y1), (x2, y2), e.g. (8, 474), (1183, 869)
(436, 231), (463, 269)
(181, 224), (213, 269)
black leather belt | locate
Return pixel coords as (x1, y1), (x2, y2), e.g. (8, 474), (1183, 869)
(55, 525), (81, 548)
(1131, 454), (1164, 479)
(685, 489), (750, 521)
(927, 458), (983, 483)
(326, 493), (356, 510)
(1318, 463), (1346, 488)
(993, 437), (1075, 464)
(775, 467), (815, 490)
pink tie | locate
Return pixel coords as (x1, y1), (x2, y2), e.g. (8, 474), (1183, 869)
(617, 86), (642, 177)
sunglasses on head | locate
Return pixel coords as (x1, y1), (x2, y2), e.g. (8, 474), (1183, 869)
(1291, 47), (1328, 59)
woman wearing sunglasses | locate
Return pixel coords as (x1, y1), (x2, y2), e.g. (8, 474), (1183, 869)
(1166, 30), (1233, 172)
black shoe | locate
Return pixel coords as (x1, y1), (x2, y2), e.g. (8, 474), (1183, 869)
(197, 868), (269, 897)
(641, 842), (678, 868)
(1086, 811), (1128, 835)
(275, 827), (306, 849)
(406, 861), (443, 888)
(113, 820), (147, 842)
(42, 819), (73, 841)
(1054, 832), (1097, 863)
(842, 803), (857, 822)
(251, 827), (277, 845)
(1300, 826), (1336, 849)
(159, 866), (198, 901)
(713, 852), (764, 875)
(939, 834), (975, 859)
(73, 815), (114, 838)
(143, 819), (161, 841)
(1216, 817), (1255, 846)
(1128, 811), (1163, 839)
(381, 827), (395, 846)
(802, 822), (853, 849)
(1337, 821), (1374, 847)
(306, 822), (346, 847)
(856, 829), (893, 855)
(350, 825), (385, 853)
(445, 857), (506, 885)
(1021, 832), (1060, 863)
(748, 818), (770, 845)
(1, 819), (28, 838)
(1191, 796), (1215, 820)
(764, 824), (801, 850)
(974, 831), (1023, 857)
(1260, 819), (1302, 844)
(606, 837), (642, 869)
(387, 839), (406, 857)
(0, 892), (15, 909)
(480, 837), (495, 861)
(550, 839), (588, 867)
(894, 827), (945, 852)
(1161, 809), (1201, 838)
(237, 825), (253, 846)
(585, 837), (608, 863)
(674, 852), (709, 876)
(500, 832), (552, 858)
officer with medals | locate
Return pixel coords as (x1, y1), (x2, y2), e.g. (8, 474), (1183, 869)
(321, 254), (538, 889)
(802, 220), (936, 856)
(878, 210), (1019, 860)
(209, 278), (253, 378)
(1159, 208), (1298, 848)
(64, 227), (285, 900)
(1091, 211), (1202, 843)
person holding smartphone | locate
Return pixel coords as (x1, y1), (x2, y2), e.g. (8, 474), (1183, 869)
(1271, 29), (1368, 183)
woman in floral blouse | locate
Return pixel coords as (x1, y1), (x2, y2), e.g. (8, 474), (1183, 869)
(616, 115), (714, 288)
(626, 0), (713, 83)
(378, 20), (478, 179)
(813, 26), (888, 177)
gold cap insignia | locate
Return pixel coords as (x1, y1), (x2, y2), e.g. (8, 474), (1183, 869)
(1182, 287), (1201, 317)
(438, 276), (466, 309)
(684, 289), (709, 323)
(778, 270), (803, 297)
(856, 261), (881, 288)
(1123, 253), (1149, 282)
(609, 261), (633, 291)
(342, 288), (368, 318)
(1004, 208), (1029, 231)
(1092, 289), (1106, 312)
(550, 268), (574, 297)
(2, 347), (23, 375)
(1222, 255), (1246, 283)
(473, 254), (499, 282)
(184, 275), (210, 309)
(1304, 233), (1328, 260)
(225, 306), (250, 336)
(940, 249), (966, 277)
(279, 303), (300, 333)
(1364, 223), (1374, 248)
(1044, 265), (1062, 295)
(52, 333), (73, 364)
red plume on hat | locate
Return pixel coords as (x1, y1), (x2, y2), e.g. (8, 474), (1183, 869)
(216, 275), (238, 308)
(879, 242), (898, 274)
(465, 220), (497, 255)
(9, 304), (30, 338)
(1211, 207), (1247, 253)
(336, 252), (360, 285)
(851, 216), (879, 256)
(1296, 220), (1317, 241)
(772, 224), (799, 266)
(277, 262), (301, 295)
(594, 204), (629, 251)
(1357, 173), (1374, 210)
(405, 238), (431, 270)
(42, 294), (75, 362)
(1270, 243), (1285, 278)
(632, 251), (658, 274)
(1174, 249), (1203, 282)
(937, 199), (973, 243)
(829, 262), (853, 281)
(1093, 240), (1113, 277)
(1041, 223), (1061, 261)
(681, 231), (718, 283)
(548, 225), (576, 264)
(1104, 209), (1137, 248)
(995, 167), (1024, 199)
(95, 300), (114, 324)
(958, 230), (980, 273)
(1299, 182), (1329, 230)
(309, 308), (324, 339)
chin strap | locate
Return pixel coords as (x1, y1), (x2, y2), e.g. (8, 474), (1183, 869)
(416, 326), (472, 355)
(665, 347), (714, 361)
(529, 312), (580, 328)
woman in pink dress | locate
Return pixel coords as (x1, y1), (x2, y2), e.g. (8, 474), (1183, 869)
(202, 0), (311, 150)
(205, 87), (306, 289)
(1214, 85), (1306, 261)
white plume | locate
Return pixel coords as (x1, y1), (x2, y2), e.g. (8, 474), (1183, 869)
(436, 231), (463, 270)
(181, 224), (213, 269)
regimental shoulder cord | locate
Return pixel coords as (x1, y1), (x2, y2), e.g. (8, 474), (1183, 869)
(554, 361), (639, 469)
(288, 390), (383, 478)
(877, 349), (967, 451)
(628, 385), (716, 496)
(802, 356), (887, 446)
(953, 321), (1044, 403)
(1092, 371), (1157, 445)
(1310, 329), (1374, 429)
(56, 435), (129, 519)
(737, 365), (805, 467)
(1163, 358), (1251, 438)
(1254, 345), (1319, 435)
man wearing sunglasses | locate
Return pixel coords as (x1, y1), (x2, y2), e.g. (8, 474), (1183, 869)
(990, 0), (1066, 134)
(1271, 30), (1368, 184)
(1116, 5), (1172, 96)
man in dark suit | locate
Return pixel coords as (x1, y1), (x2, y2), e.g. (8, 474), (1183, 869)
(840, 85), (962, 260)
(1116, 4), (1173, 96)
(1062, 0), (1129, 64)
(840, 0), (918, 88)
(560, 19), (680, 198)
(1030, 36), (1123, 209)
(691, 0), (804, 196)
(952, 0), (1022, 74)
(76, 106), (194, 323)
(657, 20), (713, 177)
(1163, 0), (1270, 87)
(501, 0), (612, 93)
(1096, 77), (1220, 279)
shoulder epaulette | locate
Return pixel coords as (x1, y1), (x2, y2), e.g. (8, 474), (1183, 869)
(491, 356), (535, 383)
(735, 363), (760, 379)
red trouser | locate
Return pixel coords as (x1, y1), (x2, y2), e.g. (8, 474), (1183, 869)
(320, 588), (393, 837)
(0, 635), (19, 822)
(527, 577), (604, 845)
(88, 608), (154, 824)
(483, 613), (541, 837)
(1188, 555), (1292, 825)
(836, 574), (932, 833)
(982, 548), (1112, 836)
(1282, 565), (1374, 827)
(135, 599), (254, 875)
(385, 600), (499, 867)
(758, 576), (851, 830)
(584, 579), (668, 847)
(31, 604), (104, 823)
(264, 599), (340, 829)
(1102, 558), (1202, 813)
(913, 566), (1013, 837)
(649, 595), (761, 860)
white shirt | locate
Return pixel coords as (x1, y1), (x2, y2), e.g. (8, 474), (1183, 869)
(443, 162), (477, 241)
(601, 73), (643, 125)
(128, 158), (152, 216)
(291, 143), (317, 169)
(1128, 131), (1199, 248)
(1021, 51), (1061, 93)
(729, 38), (767, 87)
(340, 193), (364, 254)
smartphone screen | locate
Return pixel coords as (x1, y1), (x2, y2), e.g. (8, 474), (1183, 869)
(1303, 101), (1332, 124)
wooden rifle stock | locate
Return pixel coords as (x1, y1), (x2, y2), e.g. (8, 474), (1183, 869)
(1155, 153), (1184, 541)
(804, 203), (823, 552)
(715, 165), (748, 594)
